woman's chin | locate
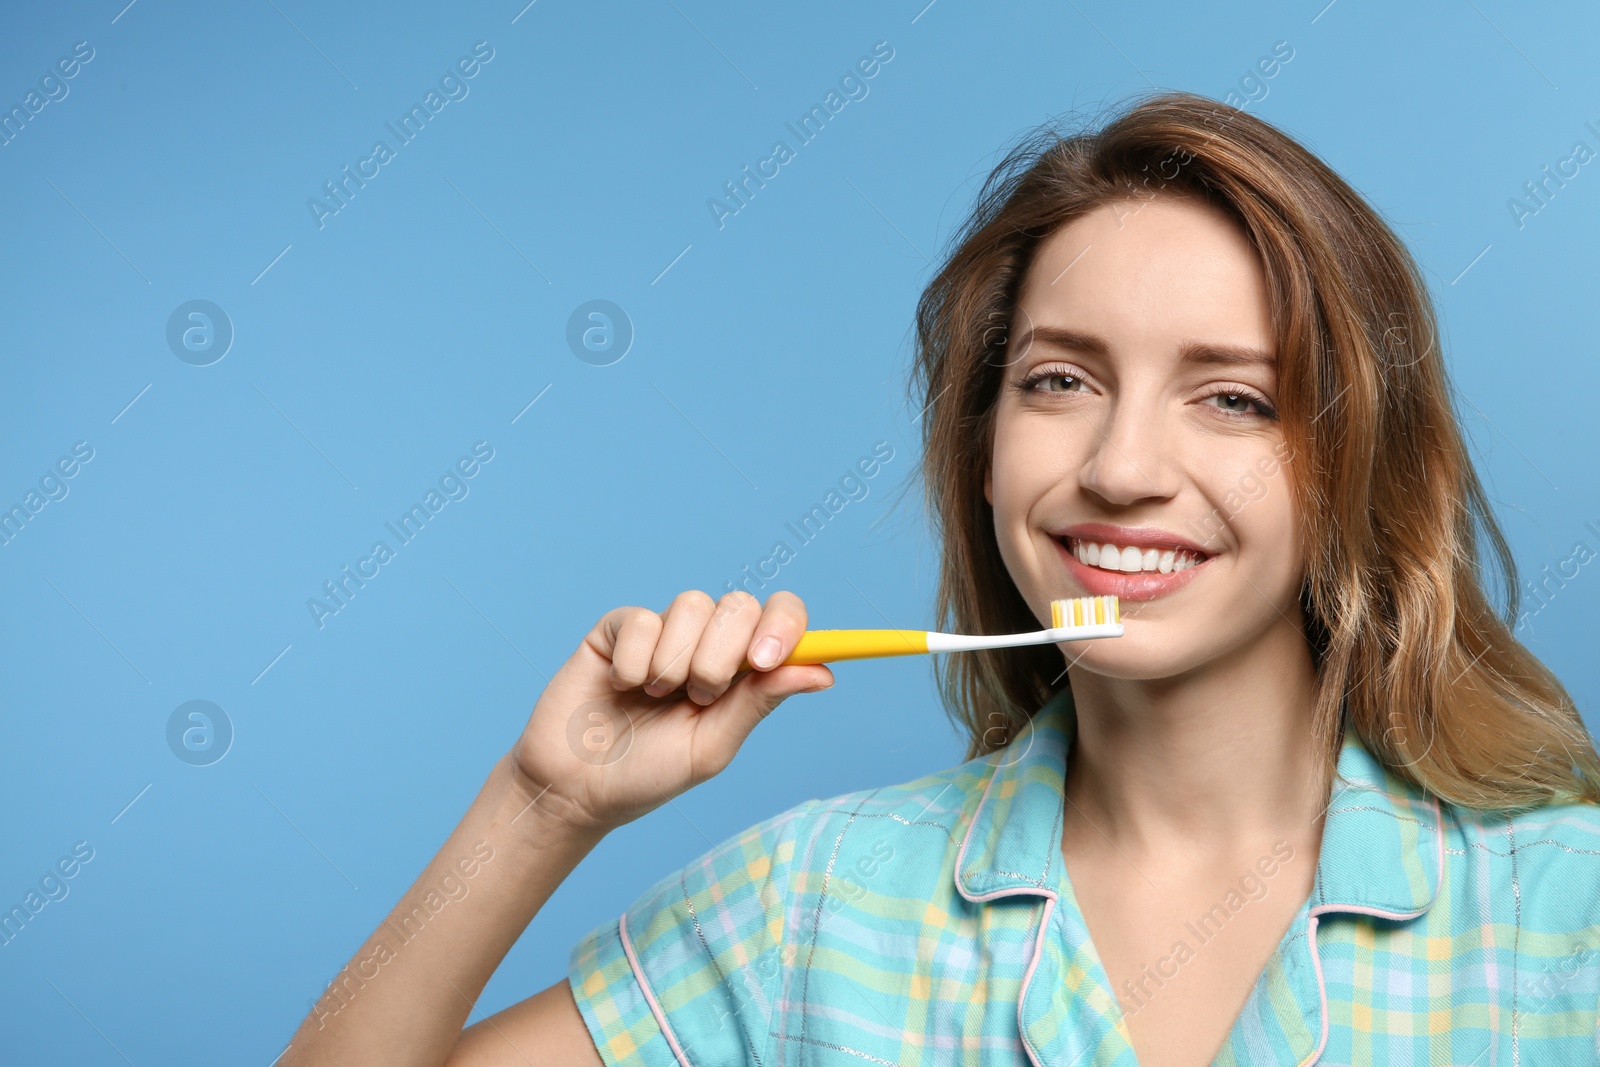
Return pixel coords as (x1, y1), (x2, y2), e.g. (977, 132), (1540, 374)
(1058, 634), (1203, 682)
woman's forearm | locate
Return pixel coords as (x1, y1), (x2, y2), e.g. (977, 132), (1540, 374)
(278, 751), (608, 1067)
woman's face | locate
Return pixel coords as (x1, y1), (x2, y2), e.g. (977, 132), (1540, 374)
(985, 193), (1304, 680)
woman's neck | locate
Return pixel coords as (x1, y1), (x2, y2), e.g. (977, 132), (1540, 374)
(1062, 616), (1329, 860)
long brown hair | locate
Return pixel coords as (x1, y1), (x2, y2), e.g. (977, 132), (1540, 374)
(908, 90), (1600, 811)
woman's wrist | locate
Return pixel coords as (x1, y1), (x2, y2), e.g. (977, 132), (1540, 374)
(497, 748), (614, 850)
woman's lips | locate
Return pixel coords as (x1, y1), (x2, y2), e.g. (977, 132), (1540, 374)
(1053, 536), (1210, 600)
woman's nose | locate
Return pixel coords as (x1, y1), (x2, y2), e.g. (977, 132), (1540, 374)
(1076, 396), (1180, 505)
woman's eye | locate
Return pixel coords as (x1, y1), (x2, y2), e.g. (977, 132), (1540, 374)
(1205, 390), (1276, 419)
(1021, 370), (1084, 394)
(1213, 393), (1253, 412)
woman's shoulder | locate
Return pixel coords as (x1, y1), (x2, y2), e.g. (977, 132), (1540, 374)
(779, 754), (995, 879)
(1443, 794), (1600, 855)
(617, 752), (994, 919)
(798, 754), (991, 831)
(1439, 796), (1600, 912)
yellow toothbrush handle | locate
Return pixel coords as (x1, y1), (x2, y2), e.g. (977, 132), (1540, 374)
(740, 629), (929, 668)
(791, 629), (929, 664)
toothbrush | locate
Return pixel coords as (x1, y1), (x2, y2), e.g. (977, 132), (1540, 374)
(739, 595), (1123, 668)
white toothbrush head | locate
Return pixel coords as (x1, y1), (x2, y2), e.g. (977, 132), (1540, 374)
(1047, 595), (1124, 639)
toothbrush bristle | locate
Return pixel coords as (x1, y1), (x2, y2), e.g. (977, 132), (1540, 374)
(1049, 595), (1121, 629)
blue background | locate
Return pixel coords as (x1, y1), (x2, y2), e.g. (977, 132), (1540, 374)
(2, 0), (1596, 1061)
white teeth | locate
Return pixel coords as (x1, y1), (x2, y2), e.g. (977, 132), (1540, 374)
(1067, 538), (1203, 576)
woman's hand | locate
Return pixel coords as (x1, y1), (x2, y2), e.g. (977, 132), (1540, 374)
(508, 589), (834, 838)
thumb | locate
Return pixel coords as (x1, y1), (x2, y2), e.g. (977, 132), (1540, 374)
(694, 664), (834, 771)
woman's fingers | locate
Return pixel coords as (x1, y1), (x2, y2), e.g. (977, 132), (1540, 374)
(686, 591), (764, 704)
(643, 590), (717, 697)
(684, 588), (830, 774)
(604, 607), (663, 690)
(596, 588), (812, 700)
(746, 589), (809, 670)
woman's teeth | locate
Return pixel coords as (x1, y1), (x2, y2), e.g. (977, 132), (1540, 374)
(1068, 538), (1203, 575)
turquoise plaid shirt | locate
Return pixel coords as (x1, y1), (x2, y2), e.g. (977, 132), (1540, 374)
(568, 686), (1600, 1064)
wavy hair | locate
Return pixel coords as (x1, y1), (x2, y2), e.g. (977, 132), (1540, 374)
(909, 90), (1600, 811)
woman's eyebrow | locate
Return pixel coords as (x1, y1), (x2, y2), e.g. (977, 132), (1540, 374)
(1178, 340), (1277, 368)
(1017, 323), (1274, 368)
(1016, 324), (1108, 356)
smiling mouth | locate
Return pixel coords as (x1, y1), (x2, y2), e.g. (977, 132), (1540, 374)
(1058, 536), (1209, 575)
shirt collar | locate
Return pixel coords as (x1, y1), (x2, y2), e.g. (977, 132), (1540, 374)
(953, 684), (1075, 902)
(1312, 717), (1445, 918)
(952, 684), (1445, 918)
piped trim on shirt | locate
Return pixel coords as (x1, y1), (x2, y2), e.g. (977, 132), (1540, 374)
(619, 908), (695, 1067)
(1017, 893), (1058, 1067)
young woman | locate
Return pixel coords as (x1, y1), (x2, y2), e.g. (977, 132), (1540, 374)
(280, 92), (1600, 1066)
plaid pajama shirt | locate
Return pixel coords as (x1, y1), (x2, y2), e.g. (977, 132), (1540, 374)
(568, 685), (1600, 1065)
